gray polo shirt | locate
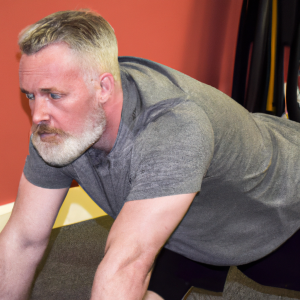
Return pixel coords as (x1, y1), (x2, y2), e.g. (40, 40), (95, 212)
(24, 57), (300, 266)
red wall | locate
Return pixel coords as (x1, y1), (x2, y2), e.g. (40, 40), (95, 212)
(0, 0), (242, 205)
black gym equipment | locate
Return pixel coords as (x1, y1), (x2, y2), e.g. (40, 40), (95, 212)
(232, 0), (300, 121)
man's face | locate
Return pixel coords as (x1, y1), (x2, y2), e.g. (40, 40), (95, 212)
(19, 43), (106, 166)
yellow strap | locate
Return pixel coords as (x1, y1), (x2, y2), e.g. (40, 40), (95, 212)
(266, 0), (277, 113)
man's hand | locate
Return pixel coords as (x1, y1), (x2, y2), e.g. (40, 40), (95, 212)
(91, 192), (196, 300)
(0, 173), (68, 300)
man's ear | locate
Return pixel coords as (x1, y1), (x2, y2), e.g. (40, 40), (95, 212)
(97, 73), (115, 104)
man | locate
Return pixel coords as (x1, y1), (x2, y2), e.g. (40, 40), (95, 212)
(1, 9), (300, 300)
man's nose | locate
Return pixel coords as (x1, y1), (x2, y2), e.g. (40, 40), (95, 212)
(31, 97), (51, 125)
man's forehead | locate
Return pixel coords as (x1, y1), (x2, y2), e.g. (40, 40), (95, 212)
(19, 44), (80, 73)
(19, 46), (84, 86)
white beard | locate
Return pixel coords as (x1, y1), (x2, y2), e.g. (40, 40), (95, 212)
(32, 106), (106, 167)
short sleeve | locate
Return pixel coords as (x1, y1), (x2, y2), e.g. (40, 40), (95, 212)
(126, 101), (214, 201)
(23, 139), (73, 189)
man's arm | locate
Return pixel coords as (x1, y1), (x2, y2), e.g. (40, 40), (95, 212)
(0, 173), (69, 300)
(91, 192), (196, 300)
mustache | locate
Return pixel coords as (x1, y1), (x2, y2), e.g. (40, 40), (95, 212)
(33, 124), (66, 136)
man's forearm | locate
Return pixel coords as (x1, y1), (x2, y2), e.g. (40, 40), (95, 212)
(0, 175), (67, 299)
(90, 247), (154, 300)
(0, 229), (48, 300)
(89, 193), (194, 299)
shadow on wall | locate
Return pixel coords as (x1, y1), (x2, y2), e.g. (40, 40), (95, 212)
(182, 0), (243, 96)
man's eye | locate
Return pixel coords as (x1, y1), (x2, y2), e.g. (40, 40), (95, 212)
(26, 93), (35, 100)
(50, 93), (61, 100)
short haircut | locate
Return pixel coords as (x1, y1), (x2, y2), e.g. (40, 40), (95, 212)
(18, 10), (120, 81)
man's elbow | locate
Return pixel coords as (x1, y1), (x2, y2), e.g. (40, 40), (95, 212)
(1, 220), (49, 257)
(124, 250), (155, 280)
(118, 246), (155, 276)
(101, 245), (157, 285)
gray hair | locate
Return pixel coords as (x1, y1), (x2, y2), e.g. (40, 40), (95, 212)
(18, 10), (120, 81)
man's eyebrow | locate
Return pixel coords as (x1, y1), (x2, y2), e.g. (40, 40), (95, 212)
(40, 88), (53, 93)
(40, 88), (62, 93)
(20, 88), (29, 94)
(20, 88), (64, 94)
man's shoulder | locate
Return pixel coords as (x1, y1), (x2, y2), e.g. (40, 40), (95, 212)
(119, 56), (215, 116)
(118, 56), (201, 88)
(119, 56), (190, 98)
(118, 56), (231, 113)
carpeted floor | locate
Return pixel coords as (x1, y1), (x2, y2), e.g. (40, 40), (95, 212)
(29, 216), (300, 300)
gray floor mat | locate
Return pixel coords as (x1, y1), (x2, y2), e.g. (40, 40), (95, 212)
(30, 216), (113, 300)
(30, 216), (300, 300)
